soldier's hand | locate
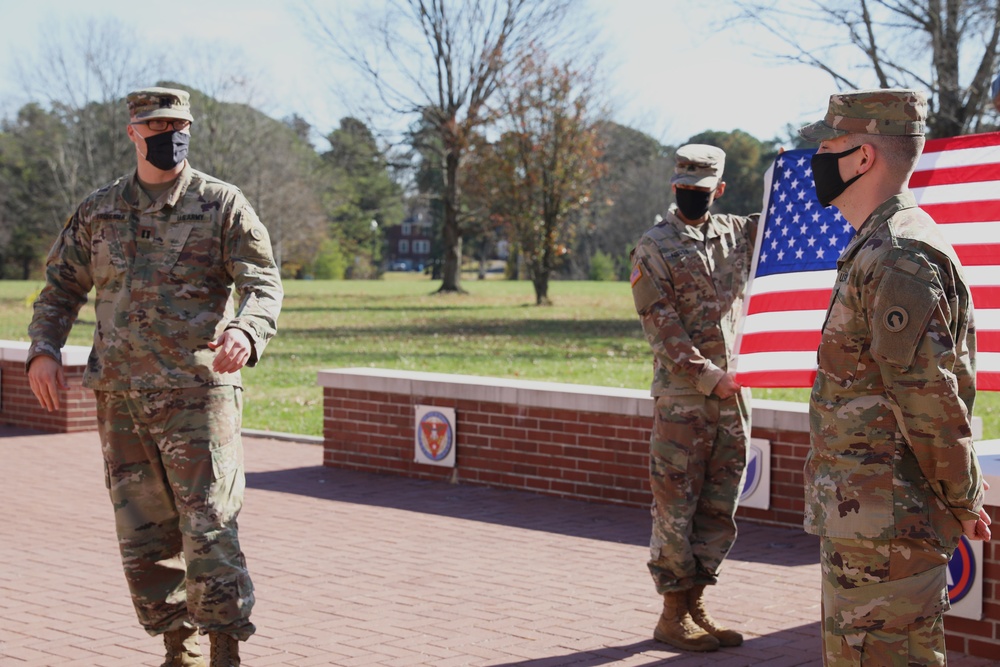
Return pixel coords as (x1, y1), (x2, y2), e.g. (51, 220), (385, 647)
(208, 329), (252, 374)
(27, 355), (68, 412)
(962, 506), (992, 542)
(711, 373), (741, 400)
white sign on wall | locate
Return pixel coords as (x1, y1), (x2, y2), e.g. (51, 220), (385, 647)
(739, 437), (771, 510)
(945, 535), (983, 620)
(414, 405), (456, 468)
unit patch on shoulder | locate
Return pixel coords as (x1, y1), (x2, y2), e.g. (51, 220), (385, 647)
(883, 306), (909, 332)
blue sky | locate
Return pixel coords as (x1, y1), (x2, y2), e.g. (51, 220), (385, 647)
(0, 0), (838, 147)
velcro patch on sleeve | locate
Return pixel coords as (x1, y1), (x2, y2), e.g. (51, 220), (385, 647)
(631, 256), (666, 314)
(870, 266), (942, 369)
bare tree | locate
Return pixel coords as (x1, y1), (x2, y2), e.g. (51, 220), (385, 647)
(307, 0), (577, 293)
(0, 18), (162, 278)
(731, 0), (1000, 137)
(13, 18), (164, 194)
(6, 25), (325, 279)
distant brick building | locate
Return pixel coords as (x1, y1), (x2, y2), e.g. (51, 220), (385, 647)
(385, 213), (433, 271)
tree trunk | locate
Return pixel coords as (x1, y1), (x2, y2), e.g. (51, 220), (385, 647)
(436, 149), (465, 293)
(929, 0), (964, 138)
(532, 264), (551, 305)
(439, 220), (463, 292)
(477, 235), (493, 280)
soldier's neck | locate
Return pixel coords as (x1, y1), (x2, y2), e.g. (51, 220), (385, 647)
(136, 159), (185, 186)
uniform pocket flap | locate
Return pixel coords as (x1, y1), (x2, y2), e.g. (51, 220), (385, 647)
(827, 563), (949, 635)
(211, 437), (243, 479)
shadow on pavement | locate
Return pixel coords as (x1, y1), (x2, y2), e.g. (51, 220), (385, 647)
(0, 427), (46, 438)
(246, 463), (819, 568)
(246, 463), (649, 545)
(485, 623), (822, 666)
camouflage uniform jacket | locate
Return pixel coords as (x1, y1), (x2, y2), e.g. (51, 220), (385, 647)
(805, 192), (984, 543)
(28, 164), (283, 390)
(630, 205), (759, 396)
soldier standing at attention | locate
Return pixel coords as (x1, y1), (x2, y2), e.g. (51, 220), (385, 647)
(799, 88), (991, 666)
(629, 144), (759, 652)
(26, 87), (283, 667)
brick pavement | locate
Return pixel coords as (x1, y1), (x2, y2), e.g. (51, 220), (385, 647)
(1, 429), (996, 667)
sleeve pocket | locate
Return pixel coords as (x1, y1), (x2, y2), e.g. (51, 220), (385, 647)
(870, 268), (942, 369)
(631, 257), (666, 314)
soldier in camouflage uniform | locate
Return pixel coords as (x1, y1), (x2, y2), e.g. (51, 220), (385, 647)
(799, 88), (992, 666)
(630, 144), (759, 652)
(26, 87), (282, 667)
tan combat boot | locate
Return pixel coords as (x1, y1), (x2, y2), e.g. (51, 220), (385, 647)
(209, 632), (241, 667)
(161, 626), (205, 667)
(653, 590), (720, 652)
(688, 584), (744, 647)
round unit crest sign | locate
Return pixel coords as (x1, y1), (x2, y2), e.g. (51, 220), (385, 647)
(948, 535), (976, 604)
(414, 405), (457, 468)
(944, 534), (984, 620)
(738, 438), (771, 510)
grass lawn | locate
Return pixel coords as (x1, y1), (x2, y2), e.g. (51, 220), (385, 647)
(2, 275), (996, 439)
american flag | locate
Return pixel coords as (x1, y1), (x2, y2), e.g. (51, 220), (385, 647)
(735, 131), (1000, 391)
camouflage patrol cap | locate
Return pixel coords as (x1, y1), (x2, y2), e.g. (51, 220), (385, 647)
(799, 88), (926, 141)
(126, 87), (194, 122)
(671, 144), (725, 189)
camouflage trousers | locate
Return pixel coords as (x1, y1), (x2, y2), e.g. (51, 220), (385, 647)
(647, 390), (749, 593)
(820, 536), (952, 666)
(95, 386), (255, 640)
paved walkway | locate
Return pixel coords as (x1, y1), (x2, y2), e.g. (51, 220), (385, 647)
(1, 429), (996, 667)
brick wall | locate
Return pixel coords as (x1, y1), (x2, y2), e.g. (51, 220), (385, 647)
(0, 342), (98, 433)
(320, 369), (825, 526)
(319, 368), (1000, 660)
(323, 386), (653, 505)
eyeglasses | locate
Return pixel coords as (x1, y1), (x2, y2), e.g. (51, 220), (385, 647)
(131, 119), (191, 132)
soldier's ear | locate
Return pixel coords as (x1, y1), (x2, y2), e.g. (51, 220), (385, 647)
(714, 181), (726, 199)
(858, 143), (876, 175)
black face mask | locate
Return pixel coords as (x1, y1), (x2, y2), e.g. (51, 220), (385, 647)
(675, 188), (713, 221)
(142, 130), (190, 171)
(810, 145), (863, 207)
